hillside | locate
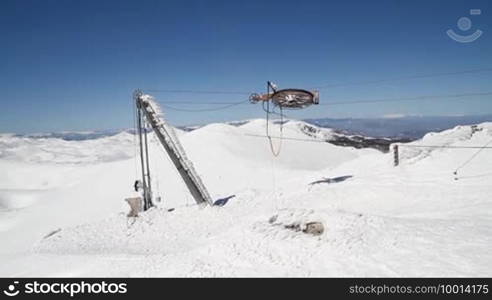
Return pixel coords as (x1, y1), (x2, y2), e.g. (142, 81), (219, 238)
(1, 120), (491, 276)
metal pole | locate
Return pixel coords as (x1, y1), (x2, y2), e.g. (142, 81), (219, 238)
(136, 98), (151, 210)
(393, 145), (399, 167)
(142, 118), (153, 210)
(136, 103), (147, 193)
(137, 100), (212, 205)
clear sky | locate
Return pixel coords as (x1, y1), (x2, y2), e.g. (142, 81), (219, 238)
(1, 0), (491, 133)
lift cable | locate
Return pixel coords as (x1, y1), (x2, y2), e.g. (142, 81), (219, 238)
(142, 67), (492, 96)
(453, 138), (492, 179)
(309, 67), (492, 89)
(151, 91), (492, 107)
(398, 144), (492, 149)
(143, 89), (250, 95)
(159, 100), (249, 112)
(317, 91), (492, 106)
(240, 133), (492, 148)
(263, 98), (284, 157)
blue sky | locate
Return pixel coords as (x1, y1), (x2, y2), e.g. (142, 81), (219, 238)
(1, 0), (491, 133)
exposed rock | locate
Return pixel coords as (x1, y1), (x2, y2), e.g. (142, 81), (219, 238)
(125, 197), (142, 218)
(303, 222), (324, 236)
(298, 123), (413, 153)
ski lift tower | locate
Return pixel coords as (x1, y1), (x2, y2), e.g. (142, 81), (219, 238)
(134, 90), (214, 210)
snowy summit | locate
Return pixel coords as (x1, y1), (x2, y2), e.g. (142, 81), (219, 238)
(1, 119), (491, 276)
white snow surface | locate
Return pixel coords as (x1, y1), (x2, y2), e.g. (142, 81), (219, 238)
(1, 120), (491, 277)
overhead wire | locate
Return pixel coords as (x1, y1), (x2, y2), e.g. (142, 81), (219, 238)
(140, 67), (492, 178)
(143, 89), (250, 95)
(186, 125), (492, 181)
(309, 67), (492, 89)
(146, 100), (248, 105)
(159, 100), (249, 112)
(399, 145), (492, 149)
(319, 91), (492, 106)
(266, 104), (284, 157)
(143, 67), (492, 95)
(244, 133), (330, 144)
(263, 83), (284, 157)
(148, 91), (492, 107)
(453, 138), (492, 179)
(140, 67), (492, 111)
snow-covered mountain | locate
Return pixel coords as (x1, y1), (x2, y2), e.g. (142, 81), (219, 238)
(1, 119), (491, 276)
(306, 115), (492, 139)
(0, 120), (404, 165)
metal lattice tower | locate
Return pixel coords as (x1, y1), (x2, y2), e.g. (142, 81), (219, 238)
(134, 90), (213, 208)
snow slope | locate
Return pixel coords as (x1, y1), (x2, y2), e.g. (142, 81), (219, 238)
(1, 120), (491, 277)
(0, 132), (136, 164)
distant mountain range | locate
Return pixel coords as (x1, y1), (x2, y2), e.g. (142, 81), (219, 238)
(304, 115), (492, 139)
(14, 129), (132, 141)
(11, 115), (492, 142)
